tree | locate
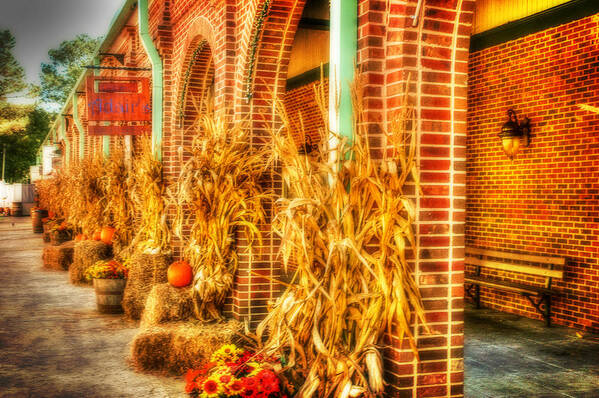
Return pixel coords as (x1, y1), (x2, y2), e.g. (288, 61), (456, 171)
(0, 107), (51, 182)
(39, 34), (101, 106)
(0, 30), (27, 101)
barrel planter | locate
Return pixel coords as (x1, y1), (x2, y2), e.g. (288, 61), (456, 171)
(93, 278), (127, 314)
(32, 209), (47, 233)
(11, 202), (22, 217)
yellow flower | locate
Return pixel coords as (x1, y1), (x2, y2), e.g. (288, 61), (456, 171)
(210, 344), (242, 364)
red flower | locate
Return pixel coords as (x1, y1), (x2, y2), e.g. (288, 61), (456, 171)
(243, 376), (257, 389)
(203, 379), (219, 395)
(241, 389), (255, 398)
(185, 369), (202, 384)
(185, 380), (198, 394)
(219, 374), (232, 384)
(229, 380), (244, 394)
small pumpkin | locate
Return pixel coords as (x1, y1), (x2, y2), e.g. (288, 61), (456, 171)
(167, 261), (193, 288)
(75, 234), (83, 242)
(100, 226), (116, 245)
(92, 230), (102, 241)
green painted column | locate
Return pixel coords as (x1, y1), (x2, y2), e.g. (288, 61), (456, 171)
(94, 56), (111, 158)
(73, 91), (85, 160)
(139, 0), (163, 161)
(61, 116), (70, 167)
(329, 0), (357, 153)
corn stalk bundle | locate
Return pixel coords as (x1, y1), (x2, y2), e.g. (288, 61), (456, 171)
(61, 155), (107, 235)
(253, 77), (427, 397)
(129, 137), (171, 254)
(36, 168), (70, 219)
(168, 115), (270, 321)
(100, 143), (136, 252)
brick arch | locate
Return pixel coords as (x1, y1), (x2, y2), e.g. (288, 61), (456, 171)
(231, 0), (308, 329)
(243, 0), (308, 121)
(175, 37), (215, 158)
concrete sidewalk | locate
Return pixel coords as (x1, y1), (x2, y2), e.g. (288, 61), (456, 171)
(465, 306), (599, 398)
(0, 217), (184, 397)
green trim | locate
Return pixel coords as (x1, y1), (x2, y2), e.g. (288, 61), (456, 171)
(138, 0), (163, 161)
(73, 92), (85, 160)
(38, 0), (137, 161)
(329, 0), (357, 146)
(471, 0), (599, 52)
(93, 55), (111, 158)
(61, 116), (70, 166)
(286, 63), (329, 91)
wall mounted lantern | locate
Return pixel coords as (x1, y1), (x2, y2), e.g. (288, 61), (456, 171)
(499, 108), (531, 159)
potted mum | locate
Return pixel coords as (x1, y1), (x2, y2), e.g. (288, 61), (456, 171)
(185, 344), (292, 398)
(85, 259), (128, 313)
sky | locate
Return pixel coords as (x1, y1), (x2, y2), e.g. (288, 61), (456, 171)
(0, 0), (124, 104)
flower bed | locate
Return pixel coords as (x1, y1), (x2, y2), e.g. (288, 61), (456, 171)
(185, 344), (291, 398)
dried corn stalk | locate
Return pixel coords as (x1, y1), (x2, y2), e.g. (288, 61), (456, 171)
(129, 137), (171, 254)
(253, 75), (428, 397)
(168, 115), (270, 321)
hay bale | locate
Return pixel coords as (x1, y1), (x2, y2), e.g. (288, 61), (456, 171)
(122, 251), (171, 320)
(50, 229), (73, 246)
(69, 240), (111, 285)
(141, 283), (193, 328)
(130, 319), (242, 375)
(42, 241), (75, 271)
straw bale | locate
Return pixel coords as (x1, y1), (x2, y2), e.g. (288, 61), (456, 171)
(42, 241), (75, 271)
(122, 251), (171, 320)
(69, 240), (111, 285)
(50, 229), (72, 246)
(42, 223), (51, 243)
(140, 283), (193, 328)
(130, 319), (242, 375)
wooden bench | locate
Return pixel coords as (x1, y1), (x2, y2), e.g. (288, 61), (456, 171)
(465, 247), (565, 326)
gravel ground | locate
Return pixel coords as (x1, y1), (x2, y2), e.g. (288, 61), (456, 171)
(0, 217), (185, 398)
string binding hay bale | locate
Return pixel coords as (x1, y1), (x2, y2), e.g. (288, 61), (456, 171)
(42, 241), (75, 271)
(140, 283), (193, 328)
(122, 251), (171, 320)
(130, 319), (242, 375)
(69, 240), (111, 285)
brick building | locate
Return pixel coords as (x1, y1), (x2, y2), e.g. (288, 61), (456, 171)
(37, 0), (599, 396)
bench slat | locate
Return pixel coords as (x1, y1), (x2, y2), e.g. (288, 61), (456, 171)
(466, 256), (564, 279)
(465, 275), (557, 295)
(467, 247), (565, 266)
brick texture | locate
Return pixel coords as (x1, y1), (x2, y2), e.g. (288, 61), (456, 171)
(56, 0), (473, 396)
(467, 15), (599, 332)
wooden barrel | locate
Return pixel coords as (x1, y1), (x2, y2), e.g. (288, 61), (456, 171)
(93, 278), (127, 314)
(32, 210), (44, 233)
(11, 202), (22, 217)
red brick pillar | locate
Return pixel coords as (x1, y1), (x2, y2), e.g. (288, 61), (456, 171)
(358, 0), (473, 396)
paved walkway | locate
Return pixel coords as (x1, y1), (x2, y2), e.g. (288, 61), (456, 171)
(2, 216), (598, 398)
(0, 217), (184, 398)
(465, 306), (599, 398)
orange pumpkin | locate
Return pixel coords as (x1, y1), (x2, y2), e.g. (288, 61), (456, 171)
(92, 230), (102, 241)
(167, 261), (193, 288)
(75, 234), (83, 242)
(100, 226), (116, 245)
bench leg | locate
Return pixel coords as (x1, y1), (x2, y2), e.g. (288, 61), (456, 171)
(545, 295), (552, 327)
(475, 284), (481, 309)
(524, 294), (552, 327)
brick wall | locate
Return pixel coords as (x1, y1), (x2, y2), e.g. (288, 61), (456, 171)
(283, 79), (328, 146)
(54, 0), (473, 395)
(467, 15), (599, 332)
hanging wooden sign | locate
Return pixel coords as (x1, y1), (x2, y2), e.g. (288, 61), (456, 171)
(86, 76), (151, 136)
